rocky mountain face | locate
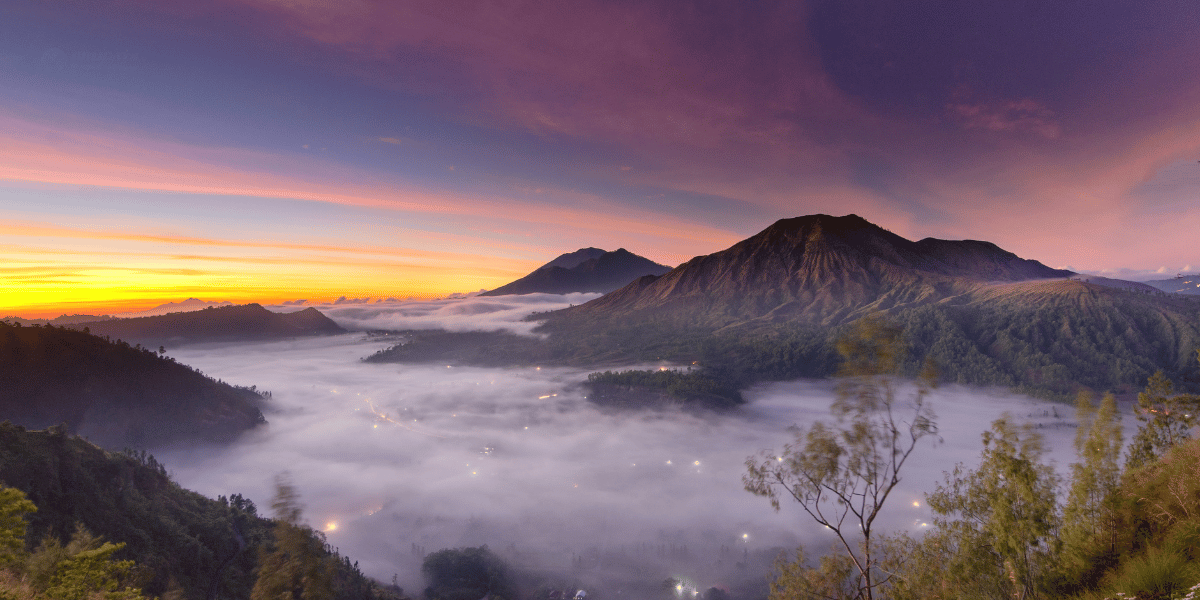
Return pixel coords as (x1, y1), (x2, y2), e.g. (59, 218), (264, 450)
(374, 214), (1200, 398)
(531, 214), (1199, 396)
(557, 214), (1073, 327)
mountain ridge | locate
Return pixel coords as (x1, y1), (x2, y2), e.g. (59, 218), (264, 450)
(372, 213), (1200, 399)
(69, 303), (344, 347)
(556, 214), (1073, 327)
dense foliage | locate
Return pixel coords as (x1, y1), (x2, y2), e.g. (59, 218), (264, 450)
(0, 424), (399, 600)
(584, 369), (744, 408)
(0, 490), (153, 600)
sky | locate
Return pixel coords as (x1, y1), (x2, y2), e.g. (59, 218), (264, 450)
(2, 0), (1199, 316)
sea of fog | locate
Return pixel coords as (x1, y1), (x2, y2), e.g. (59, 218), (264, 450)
(156, 295), (1116, 596)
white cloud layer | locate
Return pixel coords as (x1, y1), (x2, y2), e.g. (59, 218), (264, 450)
(272, 293), (601, 335)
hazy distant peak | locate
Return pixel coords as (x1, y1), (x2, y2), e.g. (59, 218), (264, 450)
(114, 297), (233, 318)
(481, 248), (670, 296)
(540, 247), (608, 271)
(70, 302), (344, 346)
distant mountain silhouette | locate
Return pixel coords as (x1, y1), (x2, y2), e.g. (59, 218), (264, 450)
(69, 303), (344, 347)
(0, 321), (265, 448)
(113, 297), (233, 317)
(557, 214), (1073, 327)
(480, 248), (671, 296)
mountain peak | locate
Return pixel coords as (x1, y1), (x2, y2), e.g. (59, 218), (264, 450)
(541, 247), (608, 271)
(481, 248), (671, 296)
(559, 213), (1071, 327)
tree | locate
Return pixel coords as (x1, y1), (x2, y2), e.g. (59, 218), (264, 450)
(0, 485), (36, 568)
(767, 546), (857, 600)
(251, 474), (333, 600)
(1126, 370), (1200, 470)
(743, 317), (938, 600)
(1060, 391), (1123, 576)
(44, 540), (145, 600)
(22, 525), (150, 600)
(926, 417), (1060, 600)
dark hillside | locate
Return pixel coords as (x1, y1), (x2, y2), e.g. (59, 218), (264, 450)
(0, 321), (265, 449)
(0, 424), (398, 600)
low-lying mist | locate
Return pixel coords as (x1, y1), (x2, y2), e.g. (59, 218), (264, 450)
(278, 293), (601, 335)
(157, 297), (1098, 597)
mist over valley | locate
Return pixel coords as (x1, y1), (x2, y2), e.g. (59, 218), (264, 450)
(153, 296), (1090, 596)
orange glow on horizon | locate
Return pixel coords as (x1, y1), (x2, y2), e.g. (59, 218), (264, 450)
(0, 110), (746, 321)
(0, 218), (546, 319)
(1, 288), (484, 320)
